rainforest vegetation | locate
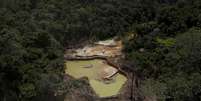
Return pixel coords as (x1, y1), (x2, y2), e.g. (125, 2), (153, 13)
(0, 0), (201, 101)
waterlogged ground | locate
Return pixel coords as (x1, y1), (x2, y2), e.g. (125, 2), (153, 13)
(65, 59), (127, 97)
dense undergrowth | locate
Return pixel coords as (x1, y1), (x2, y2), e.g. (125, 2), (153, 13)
(0, 0), (201, 101)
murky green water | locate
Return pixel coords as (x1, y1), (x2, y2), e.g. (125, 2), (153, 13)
(65, 59), (127, 97)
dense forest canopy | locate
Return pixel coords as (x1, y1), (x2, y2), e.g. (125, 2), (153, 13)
(0, 0), (200, 101)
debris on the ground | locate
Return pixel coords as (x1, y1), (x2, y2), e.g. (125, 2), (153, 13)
(67, 39), (123, 58)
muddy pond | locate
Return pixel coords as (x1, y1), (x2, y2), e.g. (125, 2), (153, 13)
(65, 59), (127, 97)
